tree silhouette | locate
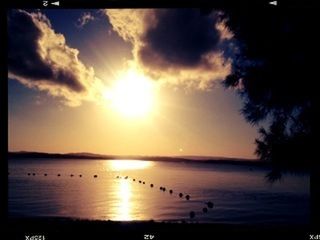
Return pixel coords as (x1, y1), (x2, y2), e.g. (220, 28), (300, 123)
(222, 7), (315, 181)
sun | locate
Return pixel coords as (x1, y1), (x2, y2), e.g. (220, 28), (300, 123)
(104, 69), (156, 118)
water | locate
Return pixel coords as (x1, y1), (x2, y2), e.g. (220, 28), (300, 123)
(8, 159), (309, 225)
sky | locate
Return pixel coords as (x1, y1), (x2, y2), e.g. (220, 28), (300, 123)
(8, 9), (260, 159)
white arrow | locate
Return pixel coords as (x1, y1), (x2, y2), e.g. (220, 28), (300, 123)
(269, 1), (278, 6)
(51, 1), (60, 6)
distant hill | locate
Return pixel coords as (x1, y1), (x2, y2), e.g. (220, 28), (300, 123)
(8, 151), (265, 167)
(8, 151), (106, 159)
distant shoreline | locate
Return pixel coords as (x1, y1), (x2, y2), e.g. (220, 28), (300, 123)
(8, 151), (267, 167)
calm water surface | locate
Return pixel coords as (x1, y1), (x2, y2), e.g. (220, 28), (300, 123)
(8, 159), (309, 224)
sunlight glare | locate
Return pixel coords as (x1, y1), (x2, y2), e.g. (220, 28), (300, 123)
(104, 69), (156, 118)
(110, 160), (153, 171)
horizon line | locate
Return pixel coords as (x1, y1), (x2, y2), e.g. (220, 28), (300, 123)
(8, 150), (258, 161)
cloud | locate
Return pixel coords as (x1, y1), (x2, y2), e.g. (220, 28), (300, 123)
(106, 9), (237, 90)
(8, 10), (103, 106)
(76, 12), (95, 28)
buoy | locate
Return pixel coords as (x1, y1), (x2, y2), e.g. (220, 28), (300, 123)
(44, 173), (47, 176)
(179, 193), (183, 198)
(160, 187), (163, 190)
(94, 175), (98, 178)
(169, 190), (173, 194)
(143, 181), (145, 184)
(139, 180), (142, 183)
(125, 176), (128, 179)
(189, 211), (195, 219)
(202, 207), (208, 213)
(116, 176), (119, 178)
(133, 179), (136, 181)
(70, 174), (74, 177)
(32, 173), (36, 176)
(150, 184), (154, 187)
(79, 174), (82, 177)
(57, 174), (61, 177)
(162, 187), (166, 191)
(207, 201), (214, 208)
(186, 195), (190, 200)
(27, 173), (31, 176)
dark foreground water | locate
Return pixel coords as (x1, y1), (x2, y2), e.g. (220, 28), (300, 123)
(8, 159), (309, 224)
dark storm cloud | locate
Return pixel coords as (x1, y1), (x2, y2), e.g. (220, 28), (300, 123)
(7, 10), (105, 107)
(8, 10), (85, 92)
(8, 11), (52, 80)
(139, 9), (221, 68)
(106, 9), (236, 89)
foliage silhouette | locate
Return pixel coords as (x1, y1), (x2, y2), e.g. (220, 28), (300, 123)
(222, 7), (315, 181)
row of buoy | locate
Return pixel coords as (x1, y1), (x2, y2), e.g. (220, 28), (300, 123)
(12, 171), (217, 220)
(117, 175), (190, 200)
(189, 201), (214, 219)
(19, 171), (215, 220)
(25, 172), (98, 178)
(116, 174), (213, 219)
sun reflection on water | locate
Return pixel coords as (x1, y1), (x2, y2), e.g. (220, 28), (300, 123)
(106, 160), (153, 220)
(109, 160), (153, 171)
(115, 179), (132, 220)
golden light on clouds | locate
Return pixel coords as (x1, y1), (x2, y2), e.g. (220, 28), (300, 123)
(8, 10), (104, 107)
(103, 68), (157, 119)
(8, 9), (258, 159)
(105, 9), (235, 91)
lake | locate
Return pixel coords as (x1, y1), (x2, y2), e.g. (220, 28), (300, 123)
(8, 159), (309, 225)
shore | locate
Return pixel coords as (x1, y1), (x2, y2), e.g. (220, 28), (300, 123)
(8, 151), (267, 167)
(6, 217), (310, 240)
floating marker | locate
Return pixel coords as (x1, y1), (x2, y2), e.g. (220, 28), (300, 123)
(133, 179), (136, 181)
(57, 174), (61, 177)
(94, 175), (98, 178)
(186, 195), (190, 200)
(162, 187), (166, 191)
(169, 190), (173, 194)
(179, 193), (183, 198)
(207, 201), (214, 208)
(79, 175), (82, 177)
(202, 207), (208, 213)
(189, 211), (195, 219)
(143, 181), (145, 184)
(125, 176), (128, 179)
(70, 174), (74, 177)
(27, 173), (31, 176)
(150, 184), (154, 187)
(32, 173), (36, 176)
(44, 173), (47, 176)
